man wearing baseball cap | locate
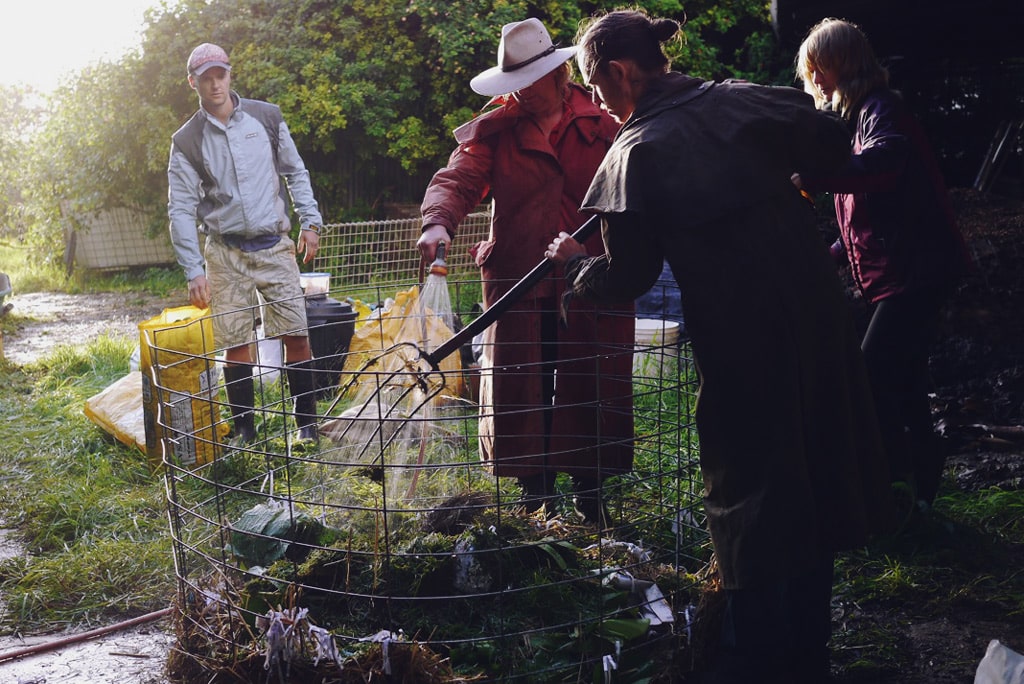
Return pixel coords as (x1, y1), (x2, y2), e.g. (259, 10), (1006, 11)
(416, 19), (635, 527)
(168, 42), (323, 447)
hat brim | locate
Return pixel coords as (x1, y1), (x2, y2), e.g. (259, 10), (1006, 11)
(191, 61), (231, 77)
(470, 46), (577, 96)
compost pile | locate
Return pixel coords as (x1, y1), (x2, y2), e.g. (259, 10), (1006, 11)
(165, 188), (1024, 684)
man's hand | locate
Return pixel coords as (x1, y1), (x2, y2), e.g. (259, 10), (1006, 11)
(188, 274), (212, 309)
(298, 228), (320, 264)
(545, 231), (587, 264)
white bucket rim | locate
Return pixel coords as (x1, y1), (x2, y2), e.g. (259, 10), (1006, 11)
(634, 318), (680, 339)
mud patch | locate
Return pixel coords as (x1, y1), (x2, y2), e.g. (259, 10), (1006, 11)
(1, 291), (183, 366)
(0, 526), (173, 682)
(0, 622), (174, 684)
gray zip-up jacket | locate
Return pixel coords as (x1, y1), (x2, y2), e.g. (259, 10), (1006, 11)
(167, 92), (323, 281)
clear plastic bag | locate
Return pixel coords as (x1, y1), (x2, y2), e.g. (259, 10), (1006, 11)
(975, 639), (1024, 684)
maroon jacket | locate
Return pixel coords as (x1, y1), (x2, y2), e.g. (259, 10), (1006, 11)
(802, 89), (970, 303)
(421, 84), (634, 479)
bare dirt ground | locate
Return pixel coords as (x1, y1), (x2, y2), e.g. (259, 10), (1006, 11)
(0, 188), (1022, 681)
(1, 290), (184, 366)
(0, 613), (175, 684)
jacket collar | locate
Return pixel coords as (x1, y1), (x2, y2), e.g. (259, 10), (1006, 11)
(454, 83), (608, 145)
(624, 73), (712, 131)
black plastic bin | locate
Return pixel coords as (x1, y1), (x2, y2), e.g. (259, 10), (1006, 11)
(305, 296), (357, 393)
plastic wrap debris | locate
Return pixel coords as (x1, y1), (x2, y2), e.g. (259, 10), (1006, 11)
(83, 371), (146, 453)
(258, 606), (308, 676)
(309, 624), (343, 669)
(359, 629), (406, 675)
(603, 653), (618, 683)
(975, 639), (1024, 684)
(453, 537), (492, 593)
(584, 538), (653, 563)
(607, 571), (675, 628)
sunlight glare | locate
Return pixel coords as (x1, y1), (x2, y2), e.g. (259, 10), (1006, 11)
(0, 0), (157, 93)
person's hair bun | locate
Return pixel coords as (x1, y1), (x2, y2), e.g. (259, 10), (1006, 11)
(651, 18), (680, 42)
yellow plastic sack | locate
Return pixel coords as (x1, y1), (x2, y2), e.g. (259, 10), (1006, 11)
(83, 371), (146, 453)
(341, 286), (462, 398)
(346, 297), (374, 328)
(139, 305), (227, 470)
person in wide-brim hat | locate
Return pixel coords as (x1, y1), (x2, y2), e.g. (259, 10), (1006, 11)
(416, 17), (634, 529)
(469, 17), (578, 96)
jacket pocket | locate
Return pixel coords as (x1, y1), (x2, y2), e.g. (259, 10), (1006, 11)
(470, 239), (495, 267)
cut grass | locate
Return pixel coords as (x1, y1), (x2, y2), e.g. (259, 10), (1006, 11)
(0, 334), (175, 632)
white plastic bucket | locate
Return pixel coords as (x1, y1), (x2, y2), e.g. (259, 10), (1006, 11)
(300, 272), (331, 298)
(252, 326), (282, 382)
(633, 319), (680, 378)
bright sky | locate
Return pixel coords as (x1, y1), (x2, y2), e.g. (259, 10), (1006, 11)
(0, 0), (159, 93)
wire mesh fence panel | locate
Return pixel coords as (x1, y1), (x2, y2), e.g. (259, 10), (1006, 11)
(314, 212), (491, 304)
(154, 247), (710, 682)
(68, 206), (177, 271)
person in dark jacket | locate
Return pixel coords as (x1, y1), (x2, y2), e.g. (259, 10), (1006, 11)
(417, 18), (634, 526)
(792, 18), (972, 509)
(545, 9), (895, 683)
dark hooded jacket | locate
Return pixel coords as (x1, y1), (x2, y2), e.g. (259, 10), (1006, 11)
(568, 73), (894, 588)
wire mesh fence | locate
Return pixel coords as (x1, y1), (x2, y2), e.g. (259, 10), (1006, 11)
(66, 206), (177, 271)
(150, 218), (710, 682)
(313, 212), (491, 302)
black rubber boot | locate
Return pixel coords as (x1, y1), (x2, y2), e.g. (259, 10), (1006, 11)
(572, 476), (613, 528)
(287, 360), (319, 442)
(517, 472), (555, 516)
(222, 364), (256, 445)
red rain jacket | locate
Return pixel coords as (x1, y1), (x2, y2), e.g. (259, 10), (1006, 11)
(421, 84), (635, 479)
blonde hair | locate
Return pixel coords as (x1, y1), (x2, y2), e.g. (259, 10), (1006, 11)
(795, 18), (888, 118)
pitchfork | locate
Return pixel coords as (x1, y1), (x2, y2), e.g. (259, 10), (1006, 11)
(318, 216), (601, 473)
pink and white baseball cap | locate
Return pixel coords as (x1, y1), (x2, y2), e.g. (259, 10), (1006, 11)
(187, 43), (231, 77)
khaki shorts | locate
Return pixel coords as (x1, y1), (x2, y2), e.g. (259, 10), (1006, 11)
(205, 236), (308, 349)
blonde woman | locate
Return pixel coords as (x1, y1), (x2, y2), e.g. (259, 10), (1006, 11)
(794, 18), (971, 509)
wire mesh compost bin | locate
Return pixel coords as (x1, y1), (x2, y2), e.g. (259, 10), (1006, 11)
(158, 216), (712, 683)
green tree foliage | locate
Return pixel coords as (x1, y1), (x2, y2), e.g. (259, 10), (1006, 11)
(661, 1), (778, 81)
(24, 59), (178, 247)
(0, 86), (42, 242)
(14, 0), (782, 258)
